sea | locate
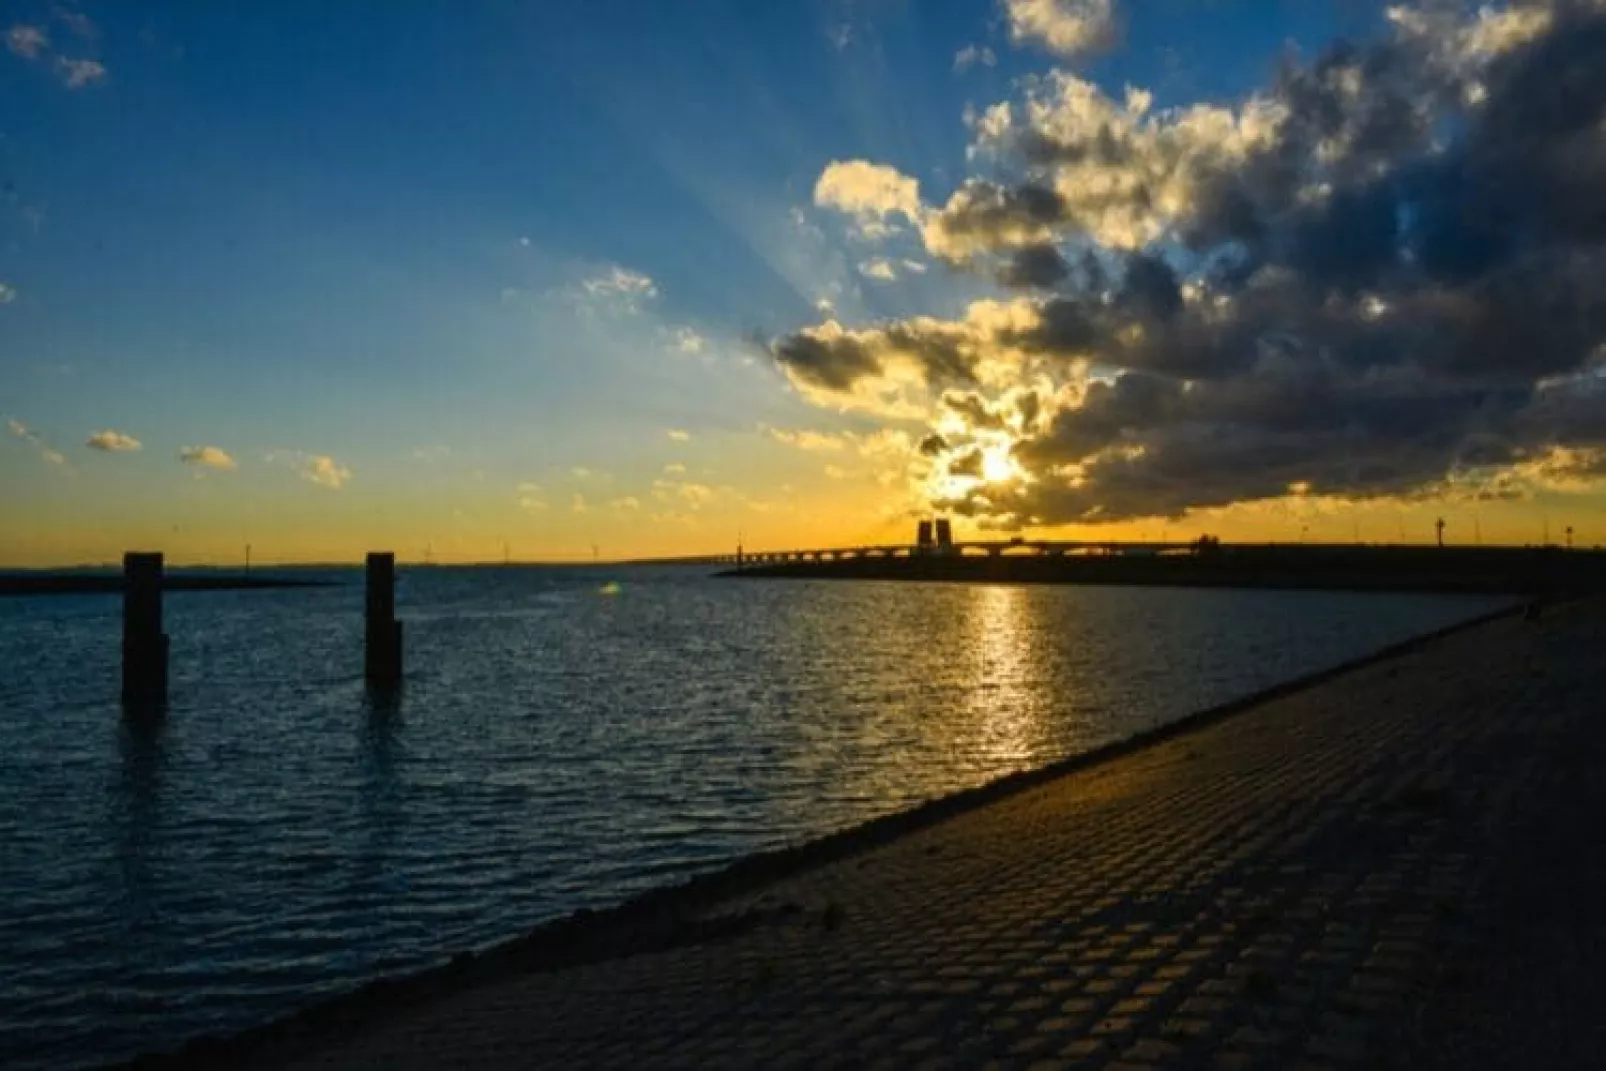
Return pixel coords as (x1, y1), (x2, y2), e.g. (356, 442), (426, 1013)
(0, 565), (1507, 1068)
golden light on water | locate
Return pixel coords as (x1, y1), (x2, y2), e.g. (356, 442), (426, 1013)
(960, 583), (1042, 769)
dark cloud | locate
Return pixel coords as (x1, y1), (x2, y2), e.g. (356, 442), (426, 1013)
(1118, 253), (1182, 321)
(771, 330), (882, 393)
(780, 1), (1606, 523)
(997, 243), (1070, 288)
(925, 180), (1069, 259)
(771, 319), (985, 396)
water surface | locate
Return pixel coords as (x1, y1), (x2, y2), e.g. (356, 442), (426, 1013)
(0, 567), (1504, 1067)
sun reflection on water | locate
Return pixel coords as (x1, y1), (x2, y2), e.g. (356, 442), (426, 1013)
(959, 583), (1049, 771)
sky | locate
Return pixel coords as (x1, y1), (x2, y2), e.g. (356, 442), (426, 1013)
(2, 0), (1603, 565)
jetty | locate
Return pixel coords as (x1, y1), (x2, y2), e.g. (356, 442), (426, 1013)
(123, 598), (1606, 1069)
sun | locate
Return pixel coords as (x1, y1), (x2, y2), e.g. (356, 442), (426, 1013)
(981, 442), (1018, 483)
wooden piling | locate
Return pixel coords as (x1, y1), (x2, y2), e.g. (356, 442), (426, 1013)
(365, 552), (402, 688)
(122, 552), (168, 705)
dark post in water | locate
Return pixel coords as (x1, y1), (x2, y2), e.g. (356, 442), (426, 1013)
(365, 552), (403, 688)
(122, 552), (168, 705)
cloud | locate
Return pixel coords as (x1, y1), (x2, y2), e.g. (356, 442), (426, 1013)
(823, 464), (849, 479)
(651, 477), (719, 508)
(7, 15), (105, 88)
(86, 429), (140, 452)
(813, 160), (924, 238)
(1004, 0), (1118, 59)
(571, 492), (589, 514)
(299, 453), (351, 489)
(662, 462), (686, 474)
(767, 427), (849, 451)
(0, 282), (14, 304)
(769, 0), (1606, 528)
(584, 265), (656, 299)
(6, 25), (48, 58)
(55, 56), (103, 88)
(516, 483), (547, 512)
(610, 496), (642, 511)
(666, 428), (691, 442)
(769, 299), (1039, 412)
(570, 265), (657, 314)
(179, 445), (237, 471)
(954, 44), (997, 72)
(858, 257), (900, 282)
(7, 417), (68, 467)
(665, 326), (705, 354)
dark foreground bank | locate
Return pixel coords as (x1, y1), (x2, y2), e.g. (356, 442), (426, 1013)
(723, 544), (1606, 595)
(0, 574), (336, 597)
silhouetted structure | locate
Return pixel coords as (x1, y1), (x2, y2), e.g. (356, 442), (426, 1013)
(365, 552), (403, 689)
(916, 520), (934, 554)
(935, 518), (953, 553)
(121, 552), (168, 706)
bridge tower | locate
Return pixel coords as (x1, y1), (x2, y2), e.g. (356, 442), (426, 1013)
(916, 519), (934, 554)
(934, 517), (953, 554)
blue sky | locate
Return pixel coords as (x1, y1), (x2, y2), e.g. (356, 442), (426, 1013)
(7, 1), (1596, 563)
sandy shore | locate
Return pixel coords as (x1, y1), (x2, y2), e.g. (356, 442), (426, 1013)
(124, 598), (1606, 1069)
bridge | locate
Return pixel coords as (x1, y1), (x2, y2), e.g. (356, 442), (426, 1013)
(703, 539), (1204, 567)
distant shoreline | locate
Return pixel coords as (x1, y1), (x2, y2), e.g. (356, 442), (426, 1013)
(0, 575), (339, 597)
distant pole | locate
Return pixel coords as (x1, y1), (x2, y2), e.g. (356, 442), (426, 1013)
(365, 552), (403, 690)
(1435, 517), (1445, 548)
(1566, 525), (1574, 550)
(122, 552), (168, 706)
(244, 543), (252, 574)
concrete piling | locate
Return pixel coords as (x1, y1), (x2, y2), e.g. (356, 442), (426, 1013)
(121, 552), (168, 706)
(365, 552), (403, 688)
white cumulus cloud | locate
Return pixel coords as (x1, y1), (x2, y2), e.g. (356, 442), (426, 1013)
(299, 453), (351, 489)
(179, 445), (237, 470)
(86, 429), (140, 452)
(1004, 0), (1118, 59)
(814, 160), (924, 238)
